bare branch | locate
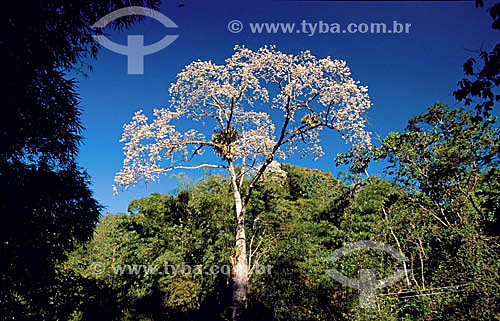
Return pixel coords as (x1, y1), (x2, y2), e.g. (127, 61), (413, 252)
(166, 164), (228, 171)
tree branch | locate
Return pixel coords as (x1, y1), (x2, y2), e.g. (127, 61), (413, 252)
(164, 163), (228, 171)
(242, 95), (291, 207)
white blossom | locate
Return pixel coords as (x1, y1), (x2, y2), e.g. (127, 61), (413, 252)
(262, 160), (287, 184)
(114, 46), (372, 192)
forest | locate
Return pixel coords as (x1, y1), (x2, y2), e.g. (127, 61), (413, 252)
(0, 0), (499, 320)
(63, 104), (500, 320)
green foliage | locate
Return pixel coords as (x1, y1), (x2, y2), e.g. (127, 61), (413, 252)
(0, 163), (102, 320)
(64, 104), (499, 320)
(0, 1), (161, 319)
(66, 178), (235, 320)
(454, 0), (500, 116)
(337, 103), (500, 320)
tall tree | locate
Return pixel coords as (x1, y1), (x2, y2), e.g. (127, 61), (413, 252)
(113, 45), (372, 320)
(0, 1), (160, 319)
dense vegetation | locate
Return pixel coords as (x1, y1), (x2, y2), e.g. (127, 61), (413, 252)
(0, 1), (160, 319)
(62, 104), (499, 320)
(1, 0), (498, 319)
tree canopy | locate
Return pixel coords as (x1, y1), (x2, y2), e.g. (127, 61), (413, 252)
(453, 0), (500, 117)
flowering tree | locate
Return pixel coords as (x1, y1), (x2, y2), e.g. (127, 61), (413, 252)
(114, 45), (371, 320)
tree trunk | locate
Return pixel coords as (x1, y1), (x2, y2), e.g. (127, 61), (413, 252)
(228, 163), (248, 321)
(232, 205), (248, 321)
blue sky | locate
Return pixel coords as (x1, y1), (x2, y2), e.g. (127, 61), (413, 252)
(76, 0), (498, 214)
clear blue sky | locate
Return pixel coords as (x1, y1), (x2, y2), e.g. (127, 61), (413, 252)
(76, 0), (498, 214)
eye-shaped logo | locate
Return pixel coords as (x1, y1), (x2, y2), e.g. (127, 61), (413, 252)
(325, 240), (409, 308)
(92, 6), (179, 74)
